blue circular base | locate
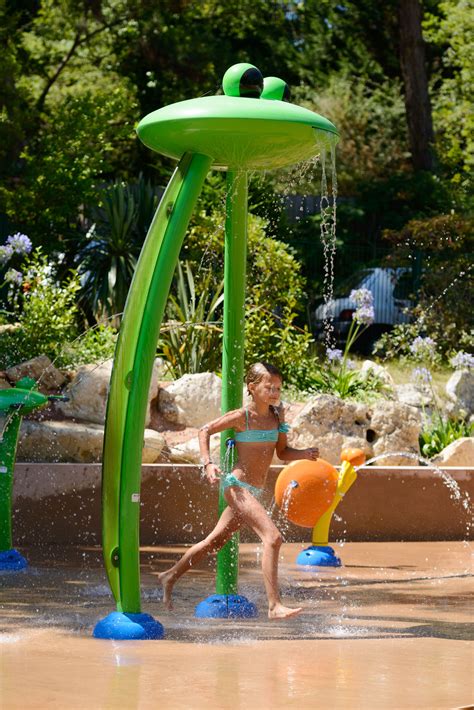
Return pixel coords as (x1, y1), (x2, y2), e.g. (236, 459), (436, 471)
(296, 545), (342, 567)
(0, 549), (28, 571)
(195, 594), (258, 619)
(93, 611), (165, 640)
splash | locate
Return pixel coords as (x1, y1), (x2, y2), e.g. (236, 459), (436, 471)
(357, 451), (471, 534)
(319, 139), (338, 348)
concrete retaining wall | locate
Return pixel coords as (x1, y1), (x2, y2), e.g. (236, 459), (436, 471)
(12, 464), (473, 545)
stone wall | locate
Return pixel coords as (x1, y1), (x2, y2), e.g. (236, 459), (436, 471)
(12, 464), (473, 545)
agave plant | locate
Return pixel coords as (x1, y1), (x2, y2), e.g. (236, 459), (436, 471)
(159, 261), (224, 378)
(76, 175), (160, 323)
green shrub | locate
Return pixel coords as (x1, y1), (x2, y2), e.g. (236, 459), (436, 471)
(158, 261), (223, 378)
(420, 417), (473, 459)
(60, 324), (117, 369)
(183, 210), (313, 385)
(0, 252), (80, 369)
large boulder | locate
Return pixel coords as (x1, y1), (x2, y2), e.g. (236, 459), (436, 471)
(17, 419), (165, 463)
(6, 355), (66, 391)
(58, 357), (166, 426)
(446, 370), (474, 416)
(432, 437), (474, 467)
(158, 372), (222, 427)
(288, 394), (421, 466)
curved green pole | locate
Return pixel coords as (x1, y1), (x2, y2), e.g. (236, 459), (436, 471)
(102, 152), (212, 613)
(216, 170), (248, 596)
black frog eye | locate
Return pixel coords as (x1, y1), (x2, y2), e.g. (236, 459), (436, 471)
(222, 63), (264, 99)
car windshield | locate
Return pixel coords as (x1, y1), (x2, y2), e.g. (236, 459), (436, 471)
(333, 270), (373, 298)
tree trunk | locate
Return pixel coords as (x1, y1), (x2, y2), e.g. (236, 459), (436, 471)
(398, 0), (434, 171)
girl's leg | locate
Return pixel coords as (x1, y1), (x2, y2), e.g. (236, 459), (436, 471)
(158, 505), (241, 608)
(224, 487), (302, 619)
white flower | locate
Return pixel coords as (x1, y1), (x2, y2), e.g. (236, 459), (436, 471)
(450, 351), (474, 370)
(327, 347), (343, 363)
(410, 336), (436, 360)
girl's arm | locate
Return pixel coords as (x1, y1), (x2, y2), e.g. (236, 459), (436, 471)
(275, 413), (319, 462)
(198, 409), (245, 484)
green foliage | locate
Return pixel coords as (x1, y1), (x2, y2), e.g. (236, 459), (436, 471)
(2, 90), (137, 249)
(183, 210), (313, 384)
(295, 75), (409, 194)
(380, 214), (474, 356)
(60, 324), (117, 369)
(300, 361), (388, 401)
(158, 261), (224, 378)
(424, 1), (474, 201)
(0, 251), (80, 368)
(76, 176), (159, 321)
(373, 323), (424, 361)
(420, 416), (473, 459)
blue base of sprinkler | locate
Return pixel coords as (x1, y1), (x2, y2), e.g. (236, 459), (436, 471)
(93, 612), (164, 640)
(296, 545), (342, 567)
(0, 548), (28, 571)
(195, 594), (258, 619)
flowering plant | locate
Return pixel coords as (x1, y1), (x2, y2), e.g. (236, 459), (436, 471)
(0, 232), (33, 297)
(306, 289), (388, 399)
(449, 351), (474, 370)
(410, 364), (474, 457)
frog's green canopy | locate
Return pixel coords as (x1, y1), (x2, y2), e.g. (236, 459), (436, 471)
(137, 95), (338, 171)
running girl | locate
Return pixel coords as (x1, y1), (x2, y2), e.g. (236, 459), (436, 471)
(158, 362), (319, 619)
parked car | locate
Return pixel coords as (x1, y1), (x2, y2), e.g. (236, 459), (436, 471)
(314, 267), (413, 352)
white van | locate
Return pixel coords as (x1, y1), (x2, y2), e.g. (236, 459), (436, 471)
(313, 267), (413, 351)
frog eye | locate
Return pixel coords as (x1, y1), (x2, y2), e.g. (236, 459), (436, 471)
(261, 77), (291, 102)
(222, 63), (264, 99)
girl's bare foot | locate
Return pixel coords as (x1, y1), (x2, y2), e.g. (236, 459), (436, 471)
(268, 603), (303, 620)
(157, 571), (174, 610)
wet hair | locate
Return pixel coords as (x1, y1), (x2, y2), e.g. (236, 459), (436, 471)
(245, 362), (282, 392)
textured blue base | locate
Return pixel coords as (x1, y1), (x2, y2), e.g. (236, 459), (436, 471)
(0, 549), (28, 571)
(93, 612), (165, 640)
(296, 545), (342, 567)
(195, 594), (258, 619)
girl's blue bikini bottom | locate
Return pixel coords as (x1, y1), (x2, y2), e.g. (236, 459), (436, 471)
(221, 473), (263, 498)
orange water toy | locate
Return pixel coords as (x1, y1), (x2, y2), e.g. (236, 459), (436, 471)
(274, 459), (338, 528)
(340, 447), (366, 468)
(291, 448), (366, 567)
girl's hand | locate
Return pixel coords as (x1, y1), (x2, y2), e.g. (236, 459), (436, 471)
(205, 463), (221, 485)
(304, 447), (319, 460)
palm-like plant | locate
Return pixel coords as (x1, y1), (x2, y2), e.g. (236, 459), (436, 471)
(159, 261), (224, 378)
(77, 176), (160, 323)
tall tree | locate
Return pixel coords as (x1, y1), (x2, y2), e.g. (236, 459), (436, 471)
(398, 0), (434, 170)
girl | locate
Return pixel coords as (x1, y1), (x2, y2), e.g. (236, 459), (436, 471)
(158, 362), (319, 619)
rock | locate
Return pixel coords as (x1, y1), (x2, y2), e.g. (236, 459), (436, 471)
(6, 355), (66, 391)
(143, 430), (167, 463)
(17, 420), (165, 463)
(369, 400), (422, 465)
(288, 394), (421, 466)
(446, 370), (474, 416)
(158, 372), (222, 427)
(360, 360), (395, 389)
(164, 432), (221, 464)
(58, 357), (165, 426)
(394, 383), (432, 409)
(432, 437), (474, 467)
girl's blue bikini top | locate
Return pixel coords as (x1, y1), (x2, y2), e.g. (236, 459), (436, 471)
(234, 408), (290, 443)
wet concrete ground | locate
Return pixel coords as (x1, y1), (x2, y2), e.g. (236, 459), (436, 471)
(1, 542), (473, 709)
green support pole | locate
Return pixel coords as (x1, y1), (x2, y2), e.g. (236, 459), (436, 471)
(215, 170), (248, 596)
(0, 416), (21, 552)
(101, 152), (212, 614)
